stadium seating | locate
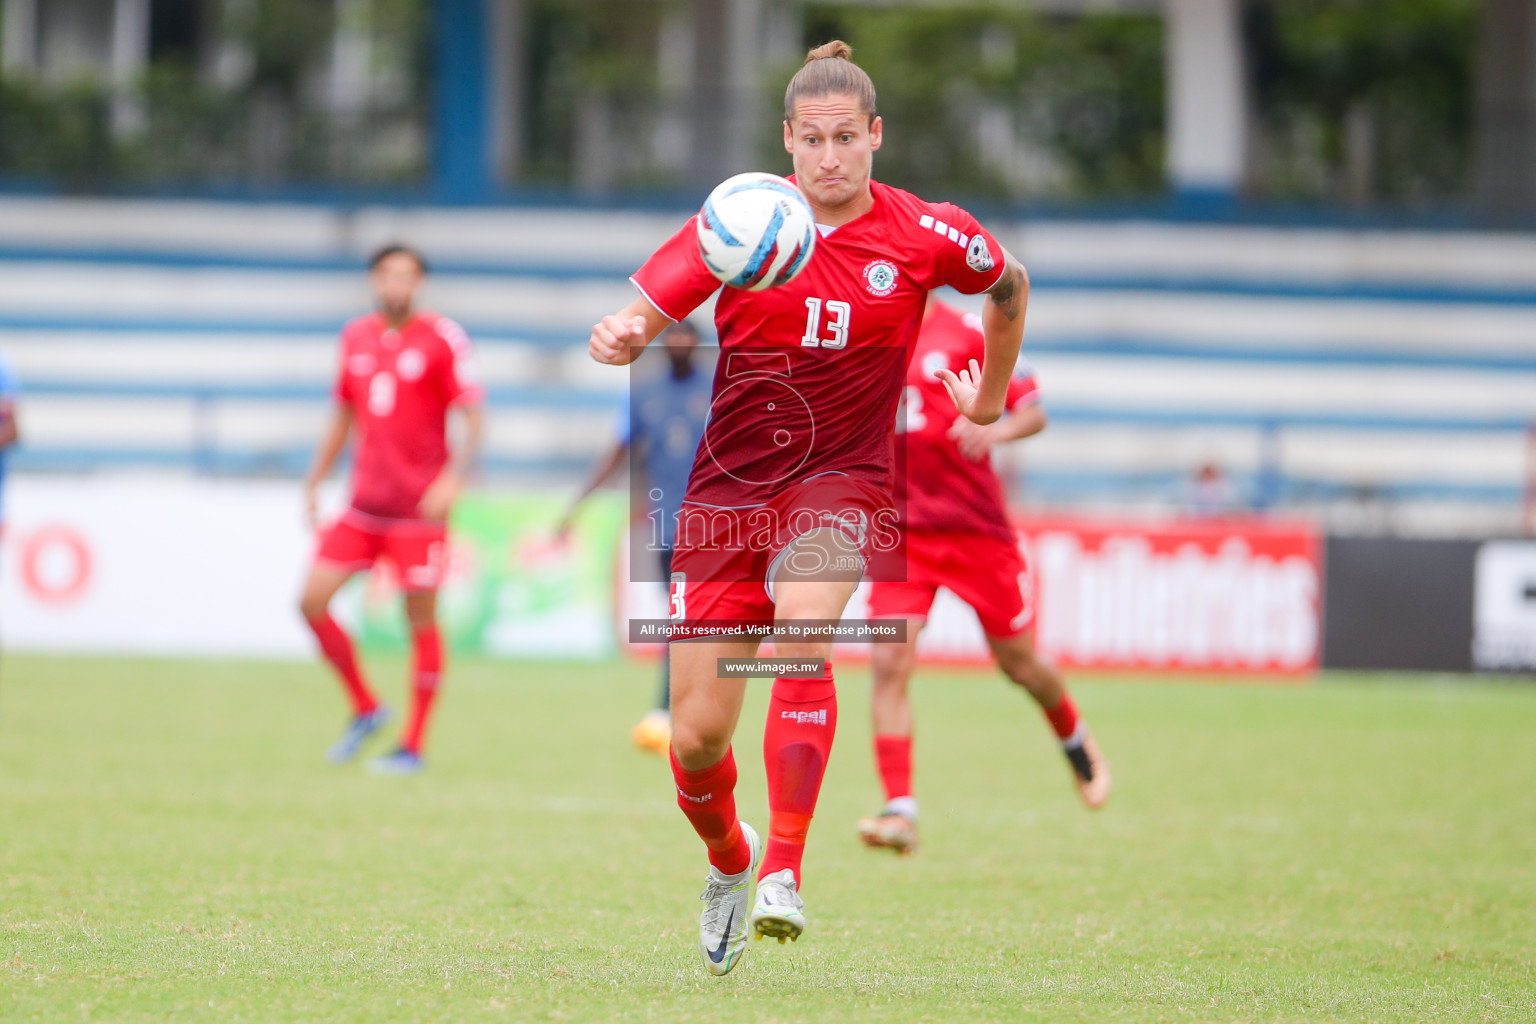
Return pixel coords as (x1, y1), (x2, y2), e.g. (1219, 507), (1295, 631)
(1, 195), (1532, 534)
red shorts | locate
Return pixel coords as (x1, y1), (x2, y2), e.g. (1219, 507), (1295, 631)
(667, 475), (897, 638)
(866, 528), (1033, 638)
(314, 509), (448, 592)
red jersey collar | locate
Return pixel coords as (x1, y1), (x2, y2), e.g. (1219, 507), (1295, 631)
(787, 174), (882, 235)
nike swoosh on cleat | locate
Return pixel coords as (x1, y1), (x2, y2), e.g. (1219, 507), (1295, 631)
(1066, 745), (1094, 781)
(707, 908), (734, 964)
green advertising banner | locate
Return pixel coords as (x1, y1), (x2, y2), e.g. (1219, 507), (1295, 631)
(347, 492), (625, 659)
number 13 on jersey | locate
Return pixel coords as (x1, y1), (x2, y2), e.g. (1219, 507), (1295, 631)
(801, 297), (851, 350)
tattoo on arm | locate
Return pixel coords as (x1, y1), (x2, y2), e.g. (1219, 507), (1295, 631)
(986, 260), (1026, 321)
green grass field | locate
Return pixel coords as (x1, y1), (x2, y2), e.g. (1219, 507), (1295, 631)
(2, 654), (1534, 1022)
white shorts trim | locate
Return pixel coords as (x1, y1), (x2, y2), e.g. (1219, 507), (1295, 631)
(763, 525), (868, 604)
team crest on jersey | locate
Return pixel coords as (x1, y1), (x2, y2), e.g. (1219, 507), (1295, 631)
(863, 259), (899, 297)
(396, 348), (427, 382)
(966, 234), (994, 273)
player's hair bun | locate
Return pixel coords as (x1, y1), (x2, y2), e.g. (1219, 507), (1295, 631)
(785, 39), (875, 122)
(805, 40), (853, 64)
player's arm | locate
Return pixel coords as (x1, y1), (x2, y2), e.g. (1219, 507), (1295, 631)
(937, 252), (1029, 425)
(588, 297), (673, 367)
(996, 400), (1046, 441)
(303, 404), (354, 527)
(0, 398), (18, 450)
(556, 439), (630, 539)
(948, 399), (1046, 462)
(0, 361), (18, 449)
(419, 402), (484, 521)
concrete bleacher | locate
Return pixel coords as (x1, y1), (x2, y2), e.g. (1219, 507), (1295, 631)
(1, 194), (1533, 535)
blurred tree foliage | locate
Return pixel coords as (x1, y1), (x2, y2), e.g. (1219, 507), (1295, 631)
(0, 79), (117, 187)
(521, 0), (666, 187)
(1246, 0), (1478, 205)
(0, 0), (1482, 205)
(237, 0), (335, 100)
(0, 0), (425, 189)
(793, 4), (1166, 202)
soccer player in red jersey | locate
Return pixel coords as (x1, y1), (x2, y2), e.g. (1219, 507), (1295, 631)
(299, 245), (484, 775)
(857, 296), (1112, 856)
(588, 42), (1029, 975)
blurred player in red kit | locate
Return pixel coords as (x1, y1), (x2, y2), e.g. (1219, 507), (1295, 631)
(588, 42), (1029, 974)
(299, 245), (483, 775)
(858, 296), (1111, 856)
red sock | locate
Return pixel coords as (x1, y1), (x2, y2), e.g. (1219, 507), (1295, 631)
(873, 734), (913, 802)
(306, 613), (377, 715)
(1043, 693), (1080, 741)
(401, 623), (443, 755)
(760, 667), (838, 883)
(671, 746), (752, 874)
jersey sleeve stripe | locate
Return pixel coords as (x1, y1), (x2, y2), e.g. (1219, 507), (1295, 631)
(629, 277), (683, 324)
(436, 317), (473, 353)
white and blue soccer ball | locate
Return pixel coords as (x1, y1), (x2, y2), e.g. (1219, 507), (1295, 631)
(696, 172), (817, 291)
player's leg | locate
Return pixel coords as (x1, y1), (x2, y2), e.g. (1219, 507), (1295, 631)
(752, 527), (864, 943)
(669, 637), (756, 836)
(857, 539), (941, 852)
(988, 631), (1111, 808)
(669, 635), (763, 975)
(631, 545), (674, 755)
(949, 529), (1112, 809)
(367, 588), (441, 775)
(858, 616), (924, 854)
(300, 536), (388, 762)
(369, 525), (447, 774)
(300, 563), (369, 709)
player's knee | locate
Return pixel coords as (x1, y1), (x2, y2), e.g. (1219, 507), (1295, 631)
(670, 720), (730, 769)
(404, 603), (436, 631)
(299, 590), (328, 622)
(870, 649), (910, 692)
(995, 644), (1037, 688)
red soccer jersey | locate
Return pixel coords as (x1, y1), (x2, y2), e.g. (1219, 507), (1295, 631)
(897, 299), (1039, 541)
(631, 179), (1006, 509)
(332, 310), (482, 520)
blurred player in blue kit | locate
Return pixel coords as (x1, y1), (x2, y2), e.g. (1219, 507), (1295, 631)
(559, 320), (712, 754)
(0, 352), (19, 516)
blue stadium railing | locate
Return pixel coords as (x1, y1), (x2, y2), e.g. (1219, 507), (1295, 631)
(7, 241), (1536, 308)
(7, 315), (1536, 374)
(9, 447), (1520, 505)
(5, 242), (1533, 506)
(11, 379), (1530, 505)
(16, 379), (1532, 433)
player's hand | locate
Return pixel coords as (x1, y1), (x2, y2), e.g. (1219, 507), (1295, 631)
(936, 357), (1000, 425)
(418, 472), (461, 521)
(589, 314), (648, 366)
(947, 415), (999, 462)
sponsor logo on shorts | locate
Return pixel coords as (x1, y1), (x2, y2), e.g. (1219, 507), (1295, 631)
(863, 259), (899, 297)
(780, 709), (829, 725)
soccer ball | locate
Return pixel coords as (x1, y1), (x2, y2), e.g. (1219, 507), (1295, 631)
(696, 172), (817, 291)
